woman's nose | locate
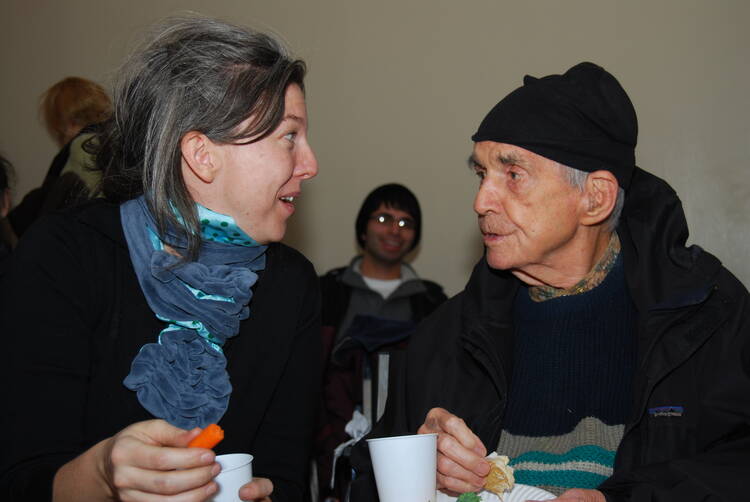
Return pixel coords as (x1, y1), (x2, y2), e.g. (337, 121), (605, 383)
(297, 144), (318, 179)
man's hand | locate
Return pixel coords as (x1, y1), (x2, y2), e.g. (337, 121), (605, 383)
(417, 407), (490, 494)
(544, 488), (606, 502)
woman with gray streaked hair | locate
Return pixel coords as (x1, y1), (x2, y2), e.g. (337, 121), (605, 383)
(0, 16), (320, 502)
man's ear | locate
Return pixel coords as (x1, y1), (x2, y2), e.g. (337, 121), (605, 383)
(580, 170), (619, 226)
(181, 131), (219, 184)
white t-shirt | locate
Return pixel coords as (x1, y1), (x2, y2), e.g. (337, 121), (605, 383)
(361, 276), (403, 299)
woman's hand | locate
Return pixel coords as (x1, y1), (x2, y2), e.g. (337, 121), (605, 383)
(54, 419), (220, 502)
(417, 407), (490, 495)
(239, 477), (273, 501)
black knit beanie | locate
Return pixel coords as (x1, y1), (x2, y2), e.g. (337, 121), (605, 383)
(471, 62), (638, 189)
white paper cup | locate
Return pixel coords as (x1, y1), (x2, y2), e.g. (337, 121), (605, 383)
(367, 433), (437, 502)
(210, 453), (253, 502)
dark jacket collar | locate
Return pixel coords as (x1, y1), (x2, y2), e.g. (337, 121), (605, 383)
(618, 167), (721, 312)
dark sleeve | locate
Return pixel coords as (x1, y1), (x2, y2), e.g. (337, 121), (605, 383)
(601, 449), (750, 502)
(0, 214), (98, 501)
(600, 285), (750, 502)
(350, 301), (468, 500)
(426, 280), (448, 306)
(349, 288), (515, 501)
(350, 296), (468, 502)
(7, 187), (45, 237)
(7, 142), (72, 237)
(600, 437), (750, 501)
(412, 280), (448, 321)
(320, 268), (348, 328)
(253, 259), (322, 502)
(349, 350), (411, 502)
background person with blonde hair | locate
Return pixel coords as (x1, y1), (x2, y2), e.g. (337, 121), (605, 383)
(7, 76), (111, 237)
(40, 76), (111, 148)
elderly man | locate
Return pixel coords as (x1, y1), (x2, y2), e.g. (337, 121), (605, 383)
(351, 62), (749, 501)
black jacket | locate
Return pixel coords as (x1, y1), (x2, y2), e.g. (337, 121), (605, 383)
(351, 168), (750, 502)
(8, 126), (99, 237)
(320, 262), (447, 335)
(0, 201), (322, 502)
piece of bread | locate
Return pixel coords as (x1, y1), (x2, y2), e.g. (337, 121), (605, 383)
(484, 454), (515, 499)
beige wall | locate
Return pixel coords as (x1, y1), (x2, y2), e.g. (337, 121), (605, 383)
(2, 0), (748, 295)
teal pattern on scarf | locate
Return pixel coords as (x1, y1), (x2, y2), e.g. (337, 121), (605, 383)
(121, 196), (267, 429)
(198, 206), (260, 246)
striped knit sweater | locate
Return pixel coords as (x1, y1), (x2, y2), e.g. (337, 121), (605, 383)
(496, 250), (637, 495)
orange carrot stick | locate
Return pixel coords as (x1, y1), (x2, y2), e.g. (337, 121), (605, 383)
(188, 423), (224, 449)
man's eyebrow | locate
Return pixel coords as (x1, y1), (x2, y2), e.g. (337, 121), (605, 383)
(498, 153), (523, 166)
(467, 152), (528, 170)
(467, 155), (483, 169)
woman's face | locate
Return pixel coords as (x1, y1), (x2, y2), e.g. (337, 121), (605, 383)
(207, 84), (318, 244)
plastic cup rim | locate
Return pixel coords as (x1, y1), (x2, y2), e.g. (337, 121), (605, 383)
(366, 432), (437, 443)
(216, 453), (254, 473)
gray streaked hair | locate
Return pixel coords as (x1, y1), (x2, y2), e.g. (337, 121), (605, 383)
(558, 163), (625, 232)
(94, 15), (306, 258)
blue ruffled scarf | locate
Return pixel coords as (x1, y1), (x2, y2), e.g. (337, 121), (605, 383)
(120, 196), (267, 429)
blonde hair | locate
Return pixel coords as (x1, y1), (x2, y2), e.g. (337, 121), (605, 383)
(40, 77), (111, 146)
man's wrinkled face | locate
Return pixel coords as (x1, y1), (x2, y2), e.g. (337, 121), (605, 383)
(470, 142), (584, 275)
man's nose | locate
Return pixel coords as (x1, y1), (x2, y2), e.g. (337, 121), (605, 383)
(387, 220), (402, 233)
(474, 182), (498, 215)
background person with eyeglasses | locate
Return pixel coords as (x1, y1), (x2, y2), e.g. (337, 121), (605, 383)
(314, 183), (447, 501)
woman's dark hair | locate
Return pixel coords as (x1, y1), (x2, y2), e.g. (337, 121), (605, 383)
(355, 183), (422, 251)
(93, 16), (306, 259)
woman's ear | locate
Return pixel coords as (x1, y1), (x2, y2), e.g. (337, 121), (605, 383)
(181, 131), (218, 184)
(580, 170), (619, 227)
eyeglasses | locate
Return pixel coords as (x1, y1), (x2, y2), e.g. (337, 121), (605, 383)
(370, 213), (416, 230)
